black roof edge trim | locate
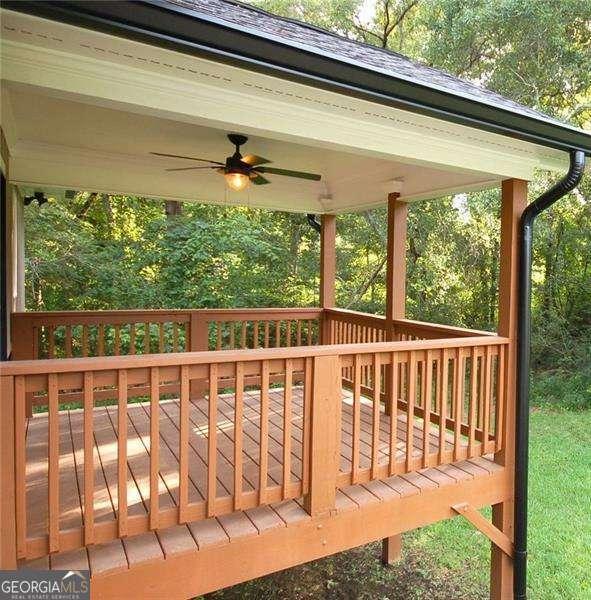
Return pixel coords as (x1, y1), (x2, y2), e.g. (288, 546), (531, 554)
(3, 0), (591, 157)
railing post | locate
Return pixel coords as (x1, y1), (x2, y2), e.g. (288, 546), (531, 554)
(0, 375), (17, 569)
(491, 178), (527, 599)
(10, 315), (36, 417)
(189, 312), (209, 399)
(304, 354), (341, 517)
(319, 215), (336, 345)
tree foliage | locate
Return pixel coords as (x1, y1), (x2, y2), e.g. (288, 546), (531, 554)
(24, 0), (591, 407)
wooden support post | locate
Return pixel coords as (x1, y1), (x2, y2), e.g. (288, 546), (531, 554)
(320, 214), (336, 344)
(383, 192), (407, 559)
(381, 534), (402, 566)
(304, 354), (341, 517)
(0, 376), (17, 569)
(189, 312), (209, 399)
(491, 178), (527, 600)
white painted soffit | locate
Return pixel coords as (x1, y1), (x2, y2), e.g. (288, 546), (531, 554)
(0, 9), (573, 213)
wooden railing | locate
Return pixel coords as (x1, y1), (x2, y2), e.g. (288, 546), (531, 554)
(10, 308), (321, 360)
(0, 334), (508, 565)
(337, 338), (506, 487)
(0, 348), (315, 562)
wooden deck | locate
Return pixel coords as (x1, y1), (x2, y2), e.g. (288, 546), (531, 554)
(21, 386), (501, 578)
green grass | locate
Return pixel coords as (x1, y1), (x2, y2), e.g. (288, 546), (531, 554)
(206, 409), (591, 599)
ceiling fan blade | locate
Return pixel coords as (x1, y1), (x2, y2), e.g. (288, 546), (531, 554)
(251, 174), (271, 185)
(165, 166), (219, 172)
(151, 152), (224, 166)
(241, 154), (271, 166)
(257, 166), (321, 181)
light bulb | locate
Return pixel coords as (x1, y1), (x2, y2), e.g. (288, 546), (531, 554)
(225, 171), (250, 192)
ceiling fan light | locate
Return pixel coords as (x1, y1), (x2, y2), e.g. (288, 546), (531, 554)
(224, 171), (250, 192)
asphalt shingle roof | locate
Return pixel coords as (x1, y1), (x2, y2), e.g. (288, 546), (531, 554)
(165, 0), (566, 128)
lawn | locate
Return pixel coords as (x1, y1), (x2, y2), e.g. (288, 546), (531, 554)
(206, 409), (590, 599)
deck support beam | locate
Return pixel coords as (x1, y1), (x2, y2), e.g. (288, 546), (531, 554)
(452, 503), (514, 557)
(383, 192), (407, 563)
(491, 178), (527, 599)
(381, 534), (402, 566)
(320, 214), (336, 344)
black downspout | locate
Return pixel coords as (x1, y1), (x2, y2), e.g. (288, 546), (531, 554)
(306, 213), (321, 233)
(514, 149), (586, 600)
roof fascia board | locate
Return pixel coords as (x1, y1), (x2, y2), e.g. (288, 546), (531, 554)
(3, 0), (590, 156)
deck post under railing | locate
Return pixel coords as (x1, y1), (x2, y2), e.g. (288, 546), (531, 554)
(0, 375), (17, 569)
(491, 178), (527, 599)
(189, 312), (209, 398)
(319, 214), (336, 344)
(304, 354), (341, 517)
(383, 192), (407, 564)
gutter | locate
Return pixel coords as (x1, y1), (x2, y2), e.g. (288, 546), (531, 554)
(515, 149), (586, 599)
(2, 0), (591, 156)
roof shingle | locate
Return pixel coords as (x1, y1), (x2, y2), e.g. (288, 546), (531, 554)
(165, 0), (566, 127)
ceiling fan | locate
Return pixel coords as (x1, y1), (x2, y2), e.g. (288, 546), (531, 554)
(151, 133), (322, 192)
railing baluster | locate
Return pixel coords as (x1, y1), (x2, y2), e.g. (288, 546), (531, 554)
(483, 346), (492, 452)
(117, 370), (128, 537)
(259, 361), (270, 504)
(307, 319), (312, 345)
(286, 321), (292, 347)
(264, 322), (270, 348)
(149, 367), (160, 529)
(114, 324), (121, 356)
(229, 323), (235, 349)
(453, 349), (465, 461)
(179, 365), (189, 523)
(406, 352), (417, 473)
(275, 321), (281, 348)
(496, 345), (506, 451)
(129, 323), (136, 355)
(207, 364), (218, 517)
(48, 326), (55, 358)
(296, 320), (302, 346)
(234, 362), (244, 511)
(352, 354), (361, 483)
(82, 326), (89, 357)
(438, 349), (449, 462)
(159, 323), (165, 353)
(422, 350), (433, 468)
(253, 322), (259, 349)
(172, 322), (179, 353)
(371, 353), (381, 479)
(302, 357), (312, 494)
(144, 322), (151, 354)
(282, 359), (293, 499)
(65, 325), (73, 357)
(388, 352), (399, 476)
(15, 375), (26, 558)
(468, 347), (478, 457)
(83, 372), (94, 546)
(241, 321), (247, 349)
(97, 324), (105, 356)
(48, 373), (59, 552)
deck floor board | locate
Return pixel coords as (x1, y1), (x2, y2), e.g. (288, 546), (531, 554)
(22, 385), (493, 575)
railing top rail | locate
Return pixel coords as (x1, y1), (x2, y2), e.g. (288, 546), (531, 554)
(393, 318), (496, 337)
(324, 307), (386, 321)
(0, 336), (509, 376)
(11, 307), (322, 320)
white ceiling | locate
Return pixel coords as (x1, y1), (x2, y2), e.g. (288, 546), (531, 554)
(0, 9), (572, 213)
(3, 84), (503, 213)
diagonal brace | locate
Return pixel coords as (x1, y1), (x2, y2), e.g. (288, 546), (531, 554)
(452, 503), (514, 557)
